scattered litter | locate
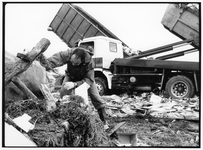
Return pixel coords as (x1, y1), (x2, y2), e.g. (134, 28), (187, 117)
(102, 93), (199, 121)
(149, 94), (162, 104)
(13, 114), (34, 133)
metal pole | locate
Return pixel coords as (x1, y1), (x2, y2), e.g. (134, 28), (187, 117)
(127, 39), (194, 59)
(156, 48), (198, 60)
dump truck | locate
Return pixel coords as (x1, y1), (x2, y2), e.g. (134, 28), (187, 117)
(48, 3), (200, 99)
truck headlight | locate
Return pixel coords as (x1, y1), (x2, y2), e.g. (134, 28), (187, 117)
(130, 77), (136, 83)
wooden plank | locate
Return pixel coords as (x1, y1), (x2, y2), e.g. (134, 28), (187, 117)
(40, 84), (56, 111)
(106, 121), (126, 136)
(5, 38), (50, 85)
(11, 77), (38, 101)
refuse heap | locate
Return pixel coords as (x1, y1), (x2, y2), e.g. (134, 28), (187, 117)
(102, 93), (199, 121)
(5, 95), (109, 147)
(4, 39), (116, 147)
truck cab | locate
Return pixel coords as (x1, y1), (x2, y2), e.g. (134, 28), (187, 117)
(79, 36), (124, 68)
(78, 36), (124, 95)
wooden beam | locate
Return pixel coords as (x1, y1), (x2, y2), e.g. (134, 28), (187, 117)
(11, 77), (38, 101)
(40, 84), (56, 111)
(5, 38), (50, 85)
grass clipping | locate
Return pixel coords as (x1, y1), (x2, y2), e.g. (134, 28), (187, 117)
(5, 95), (107, 147)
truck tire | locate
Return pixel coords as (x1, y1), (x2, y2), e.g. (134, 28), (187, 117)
(165, 75), (194, 99)
(95, 77), (107, 96)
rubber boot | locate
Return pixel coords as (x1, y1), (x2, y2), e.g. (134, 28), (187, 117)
(97, 107), (109, 130)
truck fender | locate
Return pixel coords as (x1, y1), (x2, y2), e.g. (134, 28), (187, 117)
(94, 68), (113, 89)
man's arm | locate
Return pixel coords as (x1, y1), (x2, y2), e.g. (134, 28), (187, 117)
(45, 49), (73, 70)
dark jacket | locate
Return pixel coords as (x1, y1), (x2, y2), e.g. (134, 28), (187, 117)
(47, 48), (95, 87)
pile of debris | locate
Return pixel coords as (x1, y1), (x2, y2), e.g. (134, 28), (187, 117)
(5, 95), (111, 146)
(4, 38), (199, 147)
(4, 38), (115, 147)
(102, 93), (199, 121)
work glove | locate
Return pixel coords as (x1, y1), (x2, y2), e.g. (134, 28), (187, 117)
(63, 82), (75, 90)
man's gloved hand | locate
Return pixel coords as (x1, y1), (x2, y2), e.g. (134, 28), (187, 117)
(63, 82), (75, 90)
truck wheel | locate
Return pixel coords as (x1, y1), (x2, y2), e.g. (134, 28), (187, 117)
(165, 75), (194, 99)
(95, 77), (107, 96)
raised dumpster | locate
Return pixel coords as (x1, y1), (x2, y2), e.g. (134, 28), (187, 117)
(161, 4), (199, 48)
(48, 3), (128, 49)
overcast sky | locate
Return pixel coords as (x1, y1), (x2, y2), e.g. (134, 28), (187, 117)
(5, 3), (199, 65)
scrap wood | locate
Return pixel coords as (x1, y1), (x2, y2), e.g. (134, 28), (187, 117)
(40, 84), (57, 111)
(5, 113), (23, 131)
(40, 83), (55, 102)
(5, 38), (50, 85)
(106, 121), (126, 136)
(11, 76), (38, 101)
